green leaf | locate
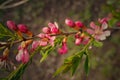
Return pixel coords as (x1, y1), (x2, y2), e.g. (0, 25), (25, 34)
(0, 23), (14, 41)
(62, 65), (71, 73)
(71, 53), (83, 75)
(53, 65), (67, 77)
(64, 56), (74, 64)
(40, 46), (54, 62)
(84, 55), (89, 75)
(93, 40), (103, 47)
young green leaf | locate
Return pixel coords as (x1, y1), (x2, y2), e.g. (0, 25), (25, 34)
(93, 40), (103, 47)
(0, 23), (15, 41)
(53, 65), (67, 77)
(71, 53), (83, 75)
(40, 46), (54, 62)
(84, 55), (89, 75)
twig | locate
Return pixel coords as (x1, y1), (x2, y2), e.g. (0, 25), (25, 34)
(0, 0), (29, 9)
(0, 0), (13, 6)
(0, 32), (78, 47)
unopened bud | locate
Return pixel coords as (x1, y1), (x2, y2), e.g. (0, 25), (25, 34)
(7, 20), (17, 31)
(65, 18), (75, 27)
(17, 24), (28, 33)
(75, 21), (84, 29)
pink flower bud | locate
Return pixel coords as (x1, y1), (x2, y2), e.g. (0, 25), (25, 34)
(17, 24), (28, 33)
(65, 18), (75, 27)
(75, 38), (83, 45)
(7, 20), (17, 31)
(75, 21), (84, 28)
(42, 27), (50, 33)
(58, 42), (68, 54)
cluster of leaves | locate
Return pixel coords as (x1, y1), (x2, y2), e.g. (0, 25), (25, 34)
(0, 23), (18, 42)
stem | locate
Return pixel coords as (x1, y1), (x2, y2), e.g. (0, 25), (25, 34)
(76, 38), (94, 56)
(83, 38), (94, 51)
(0, 32), (78, 47)
(0, 0), (29, 9)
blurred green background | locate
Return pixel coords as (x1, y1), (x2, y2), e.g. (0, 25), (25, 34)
(0, 0), (120, 80)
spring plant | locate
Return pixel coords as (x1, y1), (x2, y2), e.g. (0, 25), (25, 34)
(0, 17), (112, 80)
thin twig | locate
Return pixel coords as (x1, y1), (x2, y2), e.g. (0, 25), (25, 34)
(0, 32), (78, 47)
(0, 0), (13, 6)
(0, 0), (29, 9)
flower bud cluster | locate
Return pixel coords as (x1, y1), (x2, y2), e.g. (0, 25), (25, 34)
(7, 20), (33, 37)
(65, 18), (84, 30)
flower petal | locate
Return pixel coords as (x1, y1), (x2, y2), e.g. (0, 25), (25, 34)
(99, 34), (106, 40)
(32, 41), (39, 51)
(101, 22), (108, 29)
(39, 41), (48, 46)
(104, 30), (111, 36)
(90, 22), (97, 29)
(22, 49), (29, 63)
(87, 29), (94, 34)
(16, 49), (23, 62)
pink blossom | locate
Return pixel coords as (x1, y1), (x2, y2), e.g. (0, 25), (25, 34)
(87, 21), (110, 40)
(7, 20), (17, 31)
(58, 42), (68, 54)
(16, 42), (30, 63)
(42, 27), (50, 34)
(75, 21), (84, 28)
(37, 33), (56, 46)
(75, 37), (83, 45)
(75, 36), (89, 45)
(17, 24), (28, 33)
(21, 49), (29, 63)
(31, 41), (40, 51)
(16, 48), (29, 63)
(48, 22), (59, 34)
(65, 18), (75, 27)
(39, 40), (48, 46)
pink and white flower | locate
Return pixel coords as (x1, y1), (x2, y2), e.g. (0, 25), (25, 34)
(16, 48), (29, 63)
(37, 33), (56, 46)
(16, 42), (30, 63)
(87, 21), (110, 40)
(48, 22), (59, 34)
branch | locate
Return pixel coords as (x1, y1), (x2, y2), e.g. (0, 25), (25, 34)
(0, 0), (29, 9)
(0, 32), (78, 47)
